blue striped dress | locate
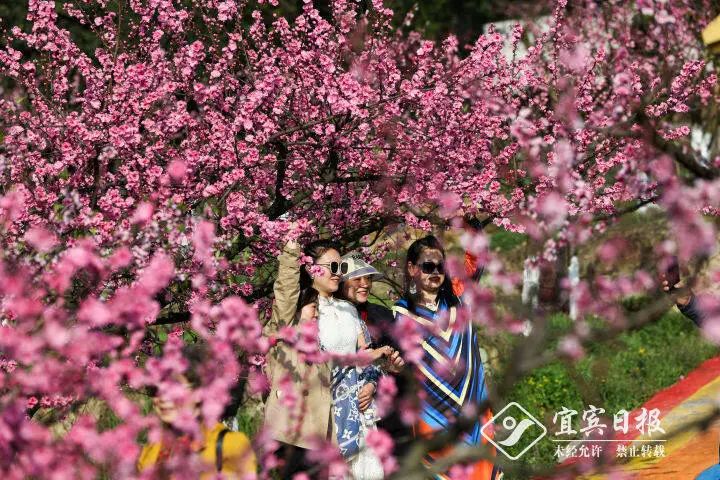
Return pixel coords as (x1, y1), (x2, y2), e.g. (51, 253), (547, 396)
(393, 297), (502, 480)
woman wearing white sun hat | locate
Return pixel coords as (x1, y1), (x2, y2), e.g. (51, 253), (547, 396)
(338, 253), (411, 458)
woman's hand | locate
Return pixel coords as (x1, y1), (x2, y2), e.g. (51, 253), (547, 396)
(660, 257), (693, 306)
(283, 220), (302, 249)
(384, 350), (406, 373)
(368, 345), (393, 362)
(662, 278), (692, 306)
(358, 382), (376, 412)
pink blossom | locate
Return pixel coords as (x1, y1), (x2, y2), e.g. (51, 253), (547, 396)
(247, 368), (270, 395)
(306, 441), (347, 478)
(108, 247), (134, 270)
(23, 226), (57, 253)
(540, 191), (568, 218)
(137, 254), (175, 296)
(193, 220), (216, 263)
(276, 374), (298, 408)
(438, 191), (462, 218)
(393, 315), (425, 364)
(308, 265), (325, 278)
(0, 0), (717, 476)
(130, 202), (154, 225)
(559, 335), (585, 360)
(366, 429), (397, 474)
(374, 375), (397, 416)
(167, 160), (187, 181)
(295, 320), (320, 354)
(559, 44), (590, 72)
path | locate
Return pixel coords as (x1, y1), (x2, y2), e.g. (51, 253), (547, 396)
(568, 356), (720, 479)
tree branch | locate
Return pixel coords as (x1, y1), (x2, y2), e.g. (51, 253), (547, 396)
(266, 141), (291, 220)
(593, 195), (659, 222)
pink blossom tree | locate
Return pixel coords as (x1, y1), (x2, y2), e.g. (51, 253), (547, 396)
(1, 0), (719, 477)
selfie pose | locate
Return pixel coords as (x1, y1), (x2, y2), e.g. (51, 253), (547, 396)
(263, 237), (331, 477)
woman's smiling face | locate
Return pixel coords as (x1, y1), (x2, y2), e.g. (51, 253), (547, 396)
(342, 275), (372, 304)
(311, 248), (341, 296)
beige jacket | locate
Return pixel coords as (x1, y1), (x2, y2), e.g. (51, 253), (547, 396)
(263, 243), (332, 449)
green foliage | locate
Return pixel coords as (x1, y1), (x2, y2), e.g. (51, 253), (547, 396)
(390, 0), (546, 42)
(498, 311), (719, 478)
(226, 308), (717, 477)
(621, 294), (654, 312)
(233, 405), (263, 438)
(577, 208), (668, 277)
(489, 229), (528, 253)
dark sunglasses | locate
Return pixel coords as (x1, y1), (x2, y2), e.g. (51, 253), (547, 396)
(420, 261), (444, 275)
(317, 261), (349, 276)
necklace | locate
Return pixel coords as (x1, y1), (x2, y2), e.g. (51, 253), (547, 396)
(422, 298), (438, 310)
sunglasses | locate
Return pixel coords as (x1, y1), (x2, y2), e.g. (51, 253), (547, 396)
(316, 261), (349, 276)
(419, 261), (445, 275)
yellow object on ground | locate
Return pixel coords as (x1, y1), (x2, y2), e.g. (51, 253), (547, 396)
(702, 15), (720, 53)
(138, 422), (257, 478)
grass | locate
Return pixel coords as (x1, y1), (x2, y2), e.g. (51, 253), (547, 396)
(88, 215), (715, 477)
(233, 401), (264, 437)
(489, 229), (528, 254)
(496, 310), (719, 479)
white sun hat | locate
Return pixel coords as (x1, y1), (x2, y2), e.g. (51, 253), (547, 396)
(340, 253), (384, 281)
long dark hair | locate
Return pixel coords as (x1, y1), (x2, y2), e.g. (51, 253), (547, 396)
(299, 239), (342, 291)
(403, 235), (459, 309)
(296, 286), (318, 314)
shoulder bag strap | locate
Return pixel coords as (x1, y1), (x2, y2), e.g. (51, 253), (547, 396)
(215, 427), (230, 472)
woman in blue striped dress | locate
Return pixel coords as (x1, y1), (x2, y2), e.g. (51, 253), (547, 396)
(393, 235), (502, 480)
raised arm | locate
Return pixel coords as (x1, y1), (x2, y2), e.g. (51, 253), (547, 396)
(265, 240), (302, 333)
(660, 258), (704, 327)
(678, 295), (705, 327)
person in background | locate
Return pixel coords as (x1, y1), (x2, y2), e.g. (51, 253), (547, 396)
(662, 258), (716, 480)
(138, 343), (257, 479)
(338, 253), (411, 457)
(393, 235), (502, 480)
(263, 237), (331, 478)
(661, 256), (705, 326)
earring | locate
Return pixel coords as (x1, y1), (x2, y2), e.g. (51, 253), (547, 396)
(409, 284), (417, 295)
